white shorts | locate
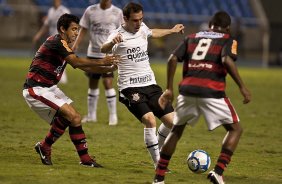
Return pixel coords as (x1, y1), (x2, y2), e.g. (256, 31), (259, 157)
(173, 95), (240, 130)
(23, 85), (73, 124)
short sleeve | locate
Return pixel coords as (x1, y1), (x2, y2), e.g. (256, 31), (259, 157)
(222, 38), (238, 61)
(142, 23), (152, 37)
(51, 38), (74, 59)
(79, 7), (90, 29)
(172, 36), (188, 62)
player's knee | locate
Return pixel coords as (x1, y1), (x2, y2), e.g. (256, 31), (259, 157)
(69, 112), (82, 126)
(142, 113), (156, 127)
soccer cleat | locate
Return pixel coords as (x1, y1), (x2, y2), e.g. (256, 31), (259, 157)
(81, 115), (97, 123)
(208, 170), (225, 184)
(34, 142), (52, 165)
(108, 114), (118, 126)
(152, 179), (165, 184)
(80, 159), (103, 168)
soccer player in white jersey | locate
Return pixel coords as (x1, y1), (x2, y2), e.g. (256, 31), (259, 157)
(33, 0), (70, 84)
(72, 0), (123, 125)
(101, 2), (185, 169)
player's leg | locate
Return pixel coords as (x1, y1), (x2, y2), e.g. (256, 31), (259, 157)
(23, 86), (72, 165)
(82, 73), (100, 123)
(213, 123), (243, 176)
(200, 97), (241, 183)
(119, 87), (160, 168)
(59, 103), (102, 167)
(153, 124), (186, 183)
(153, 95), (199, 183)
(141, 112), (160, 168)
(147, 85), (174, 149)
(102, 73), (118, 125)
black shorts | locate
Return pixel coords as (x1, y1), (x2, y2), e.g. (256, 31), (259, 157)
(119, 84), (174, 121)
(85, 56), (114, 79)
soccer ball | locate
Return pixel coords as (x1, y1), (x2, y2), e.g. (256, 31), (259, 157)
(187, 149), (211, 173)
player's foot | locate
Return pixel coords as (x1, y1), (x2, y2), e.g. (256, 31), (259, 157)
(80, 159), (103, 168)
(109, 114), (118, 126)
(207, 170), (225, 184)
(34, 142), (52, 165)
(152, 179), (165, 184)
(81, 115), (97, 123)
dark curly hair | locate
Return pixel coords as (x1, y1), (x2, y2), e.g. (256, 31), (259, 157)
(57, 13), (79, 33)
(209, 11), (231, 29)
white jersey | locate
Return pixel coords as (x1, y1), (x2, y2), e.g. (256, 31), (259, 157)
(44, 5), (70, 36)
(105, 23), (156, 91)
(80, 4), (123, 58)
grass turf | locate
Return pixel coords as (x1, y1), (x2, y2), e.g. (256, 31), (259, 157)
(0, 56), (281, 184)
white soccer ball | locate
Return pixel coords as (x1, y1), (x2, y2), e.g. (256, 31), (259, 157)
(187, 149), (211, 173)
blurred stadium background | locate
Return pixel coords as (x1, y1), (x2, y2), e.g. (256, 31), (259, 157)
(0, 0), (281, 67)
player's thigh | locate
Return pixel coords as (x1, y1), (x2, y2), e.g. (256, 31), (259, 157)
(23, 87), (72, 124)
(146, 85), (174, 119)
(199, 97), (240, 130)
(173, 95), (200, 126)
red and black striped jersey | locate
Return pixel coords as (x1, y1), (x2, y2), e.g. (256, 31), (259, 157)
(173, 31), (238, 98)
(24, 34), (74, 88)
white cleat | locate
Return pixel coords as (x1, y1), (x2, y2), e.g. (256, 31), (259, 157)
(108, 114), (118, 126)
(207, 170), (225, 184)
(81, 115), (97, 123)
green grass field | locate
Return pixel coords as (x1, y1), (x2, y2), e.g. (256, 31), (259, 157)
(0, 56), (281, 184)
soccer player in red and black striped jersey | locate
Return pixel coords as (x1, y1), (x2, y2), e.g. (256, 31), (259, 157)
(23, 14), (119, 167)
(153, 11), (251, 184)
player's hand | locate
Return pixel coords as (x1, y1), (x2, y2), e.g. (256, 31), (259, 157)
(102, 55), (121, 65)
(240, 87), (251, 104)
(111, 33), (123, 44)
(158, 89), (174, 110)
(172, 24), (185, 34)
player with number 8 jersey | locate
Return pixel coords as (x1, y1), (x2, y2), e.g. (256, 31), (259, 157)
(153, 11), (251, 184)
(177, 31), (237, 98)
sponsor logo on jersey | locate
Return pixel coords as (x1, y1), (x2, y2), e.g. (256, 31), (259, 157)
(130, 74), (152, 84)
(126, 46), (148, 62)
(60, 40), (72, 52)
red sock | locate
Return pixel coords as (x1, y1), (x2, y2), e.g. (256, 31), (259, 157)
(214, 148), (233, 175)
(41, 117), (69, 148)
(154, 153), (171, 182)
(69, 125), (92, 163)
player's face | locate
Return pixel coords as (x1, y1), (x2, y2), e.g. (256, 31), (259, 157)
(65, 22), (79, 43)
(124, 11), (143, 33)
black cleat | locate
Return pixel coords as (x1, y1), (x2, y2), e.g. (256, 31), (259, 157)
(34, 142), (52, 165)
(80, 159), (103, 168)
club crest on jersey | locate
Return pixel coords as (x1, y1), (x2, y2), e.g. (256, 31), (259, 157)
(132, 93), (140, 102)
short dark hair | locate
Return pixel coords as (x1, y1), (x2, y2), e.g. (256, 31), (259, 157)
(57, 13), (79, 33)
(123, 2), (143, 19)
(209, 11), (231, 29)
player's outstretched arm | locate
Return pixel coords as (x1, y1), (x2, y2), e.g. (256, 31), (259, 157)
(152, 24), (185, 38)
(223, 56), (251, 104)
(66, 54), (120, 68)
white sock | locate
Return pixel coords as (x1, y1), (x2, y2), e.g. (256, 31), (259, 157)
(157, 123), (171, 150)
(87, 88), (99, 120)
(105, 88), (117, 116)
(144, 128), (160, 167)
